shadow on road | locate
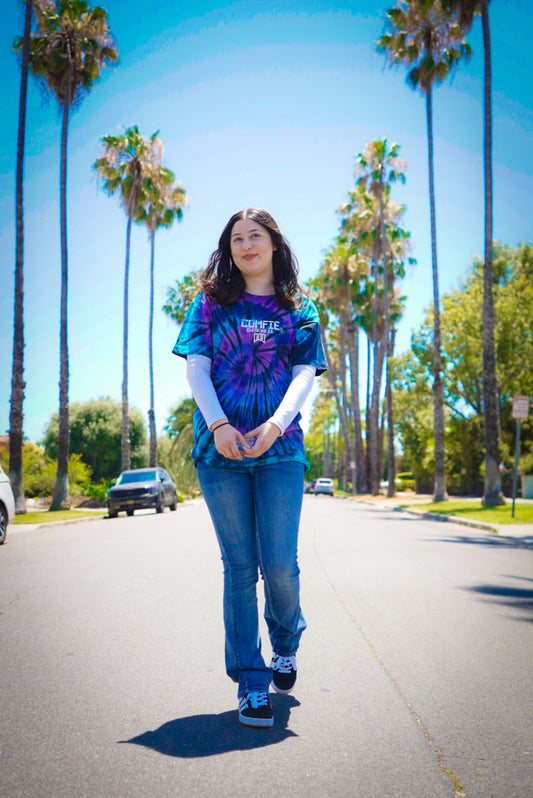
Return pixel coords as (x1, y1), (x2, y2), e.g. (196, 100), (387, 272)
(119, 695), (299, 758)
(428, 532), (533, 550)
(467, 577), (533, 623)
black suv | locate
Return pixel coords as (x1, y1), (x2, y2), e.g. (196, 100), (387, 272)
(107, 467), (178, 517)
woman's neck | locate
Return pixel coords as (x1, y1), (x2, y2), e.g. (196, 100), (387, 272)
(244, 276), (275, 296)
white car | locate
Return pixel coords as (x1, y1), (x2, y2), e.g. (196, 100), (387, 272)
(0, 464), (15, 545)
(313, 478), (335, 496)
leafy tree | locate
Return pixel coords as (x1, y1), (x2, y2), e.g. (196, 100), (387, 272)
(141, 160), (187, 467)
(94, 126), (162, 472)
(390, 350), (435, 492)
(397, 243), (533, 495)
(42, 397), (148, 481)
(378, 0), (470, 501)
(21, 0), (117, 510)
(304, 389), (339, 482)
(161, 398), (199, 495)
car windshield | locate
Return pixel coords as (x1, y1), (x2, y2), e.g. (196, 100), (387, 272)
(118, 470), (157, 484)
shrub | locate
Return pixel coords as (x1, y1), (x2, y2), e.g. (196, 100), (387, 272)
(80, 480), (113, 504)
(396, 472), (415, 491)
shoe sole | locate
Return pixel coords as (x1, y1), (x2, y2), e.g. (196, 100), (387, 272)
(271, 678), (296, 695)
(239, 713), (274, 728)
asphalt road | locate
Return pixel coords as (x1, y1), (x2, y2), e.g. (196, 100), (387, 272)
(1, 497), (532, 798)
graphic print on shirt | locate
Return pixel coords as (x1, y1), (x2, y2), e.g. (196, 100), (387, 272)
(240, 318), (282, 344)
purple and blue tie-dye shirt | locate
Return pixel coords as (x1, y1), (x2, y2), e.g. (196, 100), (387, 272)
(172, 291), (327, 470)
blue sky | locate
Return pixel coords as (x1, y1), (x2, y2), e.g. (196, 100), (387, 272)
(1, 0), (532, 446)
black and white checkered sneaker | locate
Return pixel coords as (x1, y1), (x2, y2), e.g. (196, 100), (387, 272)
(238, 691), (274, 728)
(270, 654), (297, 694)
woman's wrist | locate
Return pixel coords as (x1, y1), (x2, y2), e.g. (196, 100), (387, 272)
(211, 419), (229, 432)
(267, 419), (283, 437)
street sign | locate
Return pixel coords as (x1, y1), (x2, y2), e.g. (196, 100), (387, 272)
(512, 396), (530, 419)
(511, 395), (530, 517)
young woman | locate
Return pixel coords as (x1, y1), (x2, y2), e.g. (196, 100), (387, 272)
(173, 208), (326, 727)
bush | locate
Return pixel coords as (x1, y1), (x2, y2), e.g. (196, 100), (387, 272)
(80, 480), (113, 504)
(396, 472), (415, 491)
(3, 442), (93, 498)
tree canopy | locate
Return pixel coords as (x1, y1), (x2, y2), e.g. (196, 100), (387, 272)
(392, 242), (533, 494)
(42, 397), (148, 481)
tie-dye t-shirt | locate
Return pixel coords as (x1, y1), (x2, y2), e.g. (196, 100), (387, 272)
(172, 291), (327, 470)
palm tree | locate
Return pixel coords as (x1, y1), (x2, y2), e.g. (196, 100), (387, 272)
(94, 126), (163, 472)
(22, 0), (117, 509)
(339, 178), (410, 495)
(355, 139), (406, 495)
(443, 0), (502, 504)
(163, 272), (203, 325)
(317, 240), (360, 493)
(338, 184), (380, 492)
(141, 165), (187, 467)
(378, 0), (470, 501)
(10, 0), (33, 515)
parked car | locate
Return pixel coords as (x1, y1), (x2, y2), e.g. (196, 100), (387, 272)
(304, 480), (316, 494)
(0, 464), (15, 545)
(313, 477), (335, 496)
(107, 467), (177, 517)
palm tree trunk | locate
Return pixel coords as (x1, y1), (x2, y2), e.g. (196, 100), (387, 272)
(365, 333), (371, 490)
(148, 228), (157, 467)
(480, 0), (504, 506)
(9, 0), (32, 515)
(346, 318), (365, 493)
(50, 100), (70, 510)
(322, 330), (353, 488)
(425, 86), (447, 502)
(339, 304), (356, 492)
(379, 174), (394, 497)
(369, 340), (385, 495)
(121, 214), (132, 472)
(386, 329), (396, 498)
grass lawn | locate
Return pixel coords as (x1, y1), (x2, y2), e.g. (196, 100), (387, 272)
(12, 508), (106, 525)
(401, 499), (533, 526)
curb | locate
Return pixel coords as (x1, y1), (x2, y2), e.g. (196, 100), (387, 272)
(10, 512), (107, 534)
(393, 506), (499, 534)
(391, 505), (533, 545)
(10, 499), (197, 534)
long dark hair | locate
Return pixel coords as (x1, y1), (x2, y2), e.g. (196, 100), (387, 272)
(201, 208), (304, 309)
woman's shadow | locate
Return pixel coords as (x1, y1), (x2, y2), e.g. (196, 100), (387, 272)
(119, 695), (300, 758)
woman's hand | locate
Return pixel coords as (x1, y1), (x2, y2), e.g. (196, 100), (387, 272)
(213, 423), (252, 460)
(243, 421), (282, 458)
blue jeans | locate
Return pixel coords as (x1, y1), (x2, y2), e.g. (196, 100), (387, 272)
(197, 460), (307, 697)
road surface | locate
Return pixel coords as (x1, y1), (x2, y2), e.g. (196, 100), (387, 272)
(1, 497), (532, 797)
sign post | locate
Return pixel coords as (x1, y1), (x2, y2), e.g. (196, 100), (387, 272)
(511, 396), (530, 518)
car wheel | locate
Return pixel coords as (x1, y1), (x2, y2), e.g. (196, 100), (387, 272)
(0, 505), (7, 545)
(126, 509), (134, 516)
(169, 496), (177, 511)
(108, 509), (118, 518)
(155, 496), (163, 513)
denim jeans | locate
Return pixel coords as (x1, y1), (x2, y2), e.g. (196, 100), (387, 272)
(197, 460), (307, 697)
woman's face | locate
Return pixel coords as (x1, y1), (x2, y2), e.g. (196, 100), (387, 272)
(230, 217), (276, 291)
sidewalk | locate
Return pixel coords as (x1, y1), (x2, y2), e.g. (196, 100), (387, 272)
(352, 493), (533, 544)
